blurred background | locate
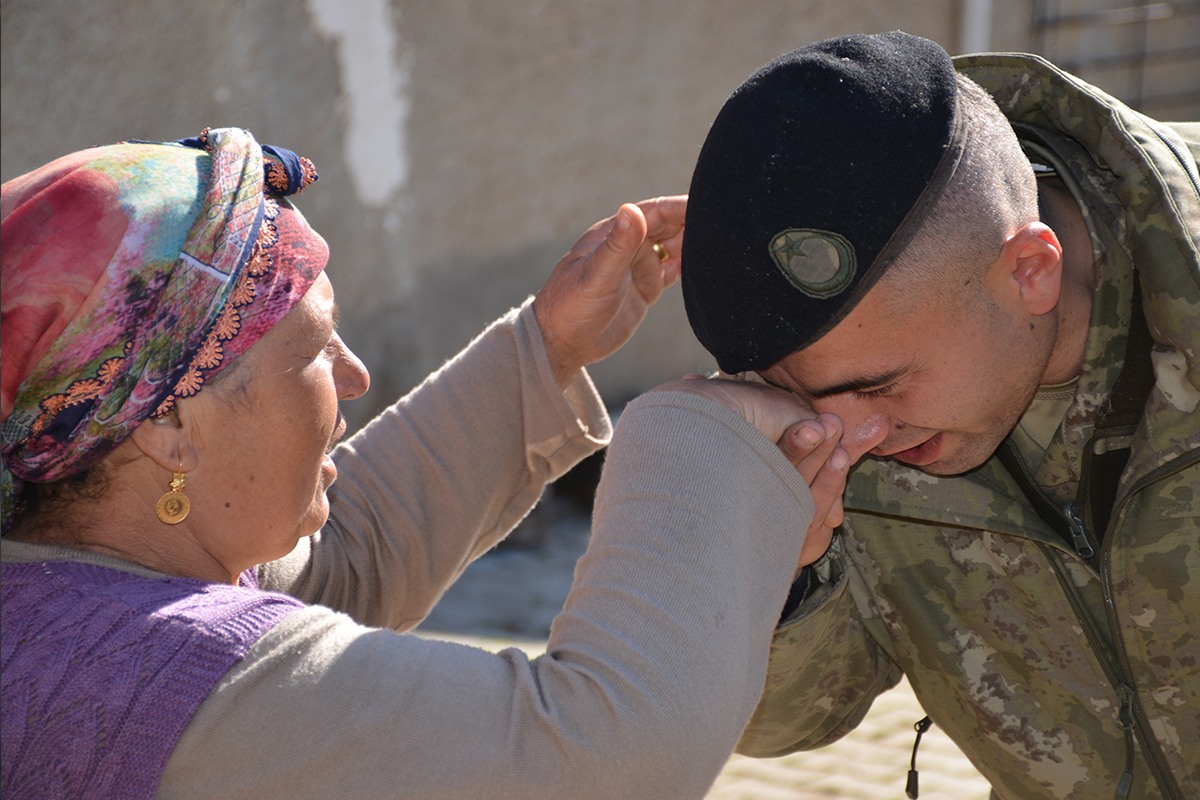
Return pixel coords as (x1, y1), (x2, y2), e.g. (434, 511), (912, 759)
(4, 0), (1198, 434)
(4, 6), (1194, 794)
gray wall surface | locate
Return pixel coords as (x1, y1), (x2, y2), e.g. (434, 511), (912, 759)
(9, 0), (1192, 431)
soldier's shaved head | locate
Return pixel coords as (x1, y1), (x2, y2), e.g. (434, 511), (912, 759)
(882, 74), (1041, 317)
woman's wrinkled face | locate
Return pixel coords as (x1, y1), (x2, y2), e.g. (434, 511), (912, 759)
(181, 273), (369, 574)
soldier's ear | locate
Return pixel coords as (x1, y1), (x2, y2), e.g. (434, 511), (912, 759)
(989, 221), (1063, 316)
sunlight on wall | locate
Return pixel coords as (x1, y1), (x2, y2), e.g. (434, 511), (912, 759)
(307, 0), (410, 208)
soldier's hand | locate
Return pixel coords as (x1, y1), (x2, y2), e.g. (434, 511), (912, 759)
(778, 414), (849, 574)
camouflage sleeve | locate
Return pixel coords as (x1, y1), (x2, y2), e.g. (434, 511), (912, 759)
(736, 531), (905, 757)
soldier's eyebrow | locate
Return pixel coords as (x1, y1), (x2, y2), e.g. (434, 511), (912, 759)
(760, 362), (913, 400)
(804, 366), (910, 399)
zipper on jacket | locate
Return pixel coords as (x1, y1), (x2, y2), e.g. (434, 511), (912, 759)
(1148, 122), (1200, 286)
(1039, 545), (1141, 799)
(1006, 439), (1192, 799)
(998, 440), (1098, 560)
(1096, 450), (1199, 800)
(1150, 122), (1200, 201)
(1115, 685), (1136, 798)
(1036, 448), (1197, 800)
(1064, 503), (1095, 559)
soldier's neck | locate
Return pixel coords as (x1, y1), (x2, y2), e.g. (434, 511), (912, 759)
(1037, 176), (1096, 386)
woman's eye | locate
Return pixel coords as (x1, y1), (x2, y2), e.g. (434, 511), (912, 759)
(301, 341), (336, 363)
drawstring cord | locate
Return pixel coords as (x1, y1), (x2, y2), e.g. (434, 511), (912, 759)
(906, 716), (933, 799)
(905, 705), (1136, 799)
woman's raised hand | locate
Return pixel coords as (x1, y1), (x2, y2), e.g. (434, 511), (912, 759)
(533, 196), (685, 388)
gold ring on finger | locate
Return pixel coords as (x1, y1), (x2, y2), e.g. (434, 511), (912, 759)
(652, 242), (669, 263)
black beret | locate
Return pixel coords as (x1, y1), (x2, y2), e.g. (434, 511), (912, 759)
(682, 31), (966, 374)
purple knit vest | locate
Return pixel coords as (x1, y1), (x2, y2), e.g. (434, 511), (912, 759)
(1, 560), (305, 799)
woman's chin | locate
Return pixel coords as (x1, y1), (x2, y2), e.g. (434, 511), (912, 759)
(305, 487), (333, 534)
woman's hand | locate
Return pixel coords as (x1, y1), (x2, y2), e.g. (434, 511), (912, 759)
(533, 196), (685, 388)
(655, 375), (850, 577)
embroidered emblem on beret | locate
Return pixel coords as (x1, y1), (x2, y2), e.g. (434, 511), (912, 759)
(769, 229), (856, 298)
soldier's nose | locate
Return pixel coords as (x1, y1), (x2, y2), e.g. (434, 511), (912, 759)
(840, 414), (889, 462)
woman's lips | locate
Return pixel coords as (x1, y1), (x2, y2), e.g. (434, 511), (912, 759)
(890, 432), (944, 466)
(327, 412), (346, 454)
(322, 414), (345, 481)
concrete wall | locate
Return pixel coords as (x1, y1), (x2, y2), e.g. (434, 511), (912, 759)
(1030, 0), (1200, 121)
(2, 0), (1055, 430)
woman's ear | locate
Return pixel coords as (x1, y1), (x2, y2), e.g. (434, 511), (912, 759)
(991, 222), (1064, 316)
(129, 408), (197, 473)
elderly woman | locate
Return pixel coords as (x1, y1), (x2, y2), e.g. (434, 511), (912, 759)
(1, 129), (847, 799)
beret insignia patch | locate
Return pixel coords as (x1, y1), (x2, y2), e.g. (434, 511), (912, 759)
(769, 229), (856, 299)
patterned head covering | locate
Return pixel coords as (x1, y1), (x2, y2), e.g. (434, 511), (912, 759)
(1, 128), (326, 531)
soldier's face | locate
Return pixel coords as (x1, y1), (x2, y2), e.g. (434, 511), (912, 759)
(758, 280), (1048, 476)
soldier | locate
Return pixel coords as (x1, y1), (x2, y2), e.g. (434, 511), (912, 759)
(681, 31), (1198, 800)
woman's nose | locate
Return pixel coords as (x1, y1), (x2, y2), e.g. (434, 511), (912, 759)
(336, 338), (371, 400)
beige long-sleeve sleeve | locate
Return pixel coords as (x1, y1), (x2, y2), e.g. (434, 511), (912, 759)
(257, 300), (611, 629)
(158, 390), (814, 799)
(0, 301), (815, 798)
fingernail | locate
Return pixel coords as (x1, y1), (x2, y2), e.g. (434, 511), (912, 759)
(830, 448), (849, 472)
(795, 425), (822, 448)
(615, 210), (632, 231)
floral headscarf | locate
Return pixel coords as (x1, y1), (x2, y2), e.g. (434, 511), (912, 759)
(1, 128), (327, 531)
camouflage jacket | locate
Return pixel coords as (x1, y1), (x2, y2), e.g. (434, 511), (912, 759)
(737, 55), (1200, 800)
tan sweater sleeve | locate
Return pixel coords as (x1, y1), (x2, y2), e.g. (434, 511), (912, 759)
(257, 300), (611, 629)
(159, 391), (815, 800)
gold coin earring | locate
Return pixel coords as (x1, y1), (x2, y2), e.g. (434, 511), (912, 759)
(156, 462), (191, 524)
